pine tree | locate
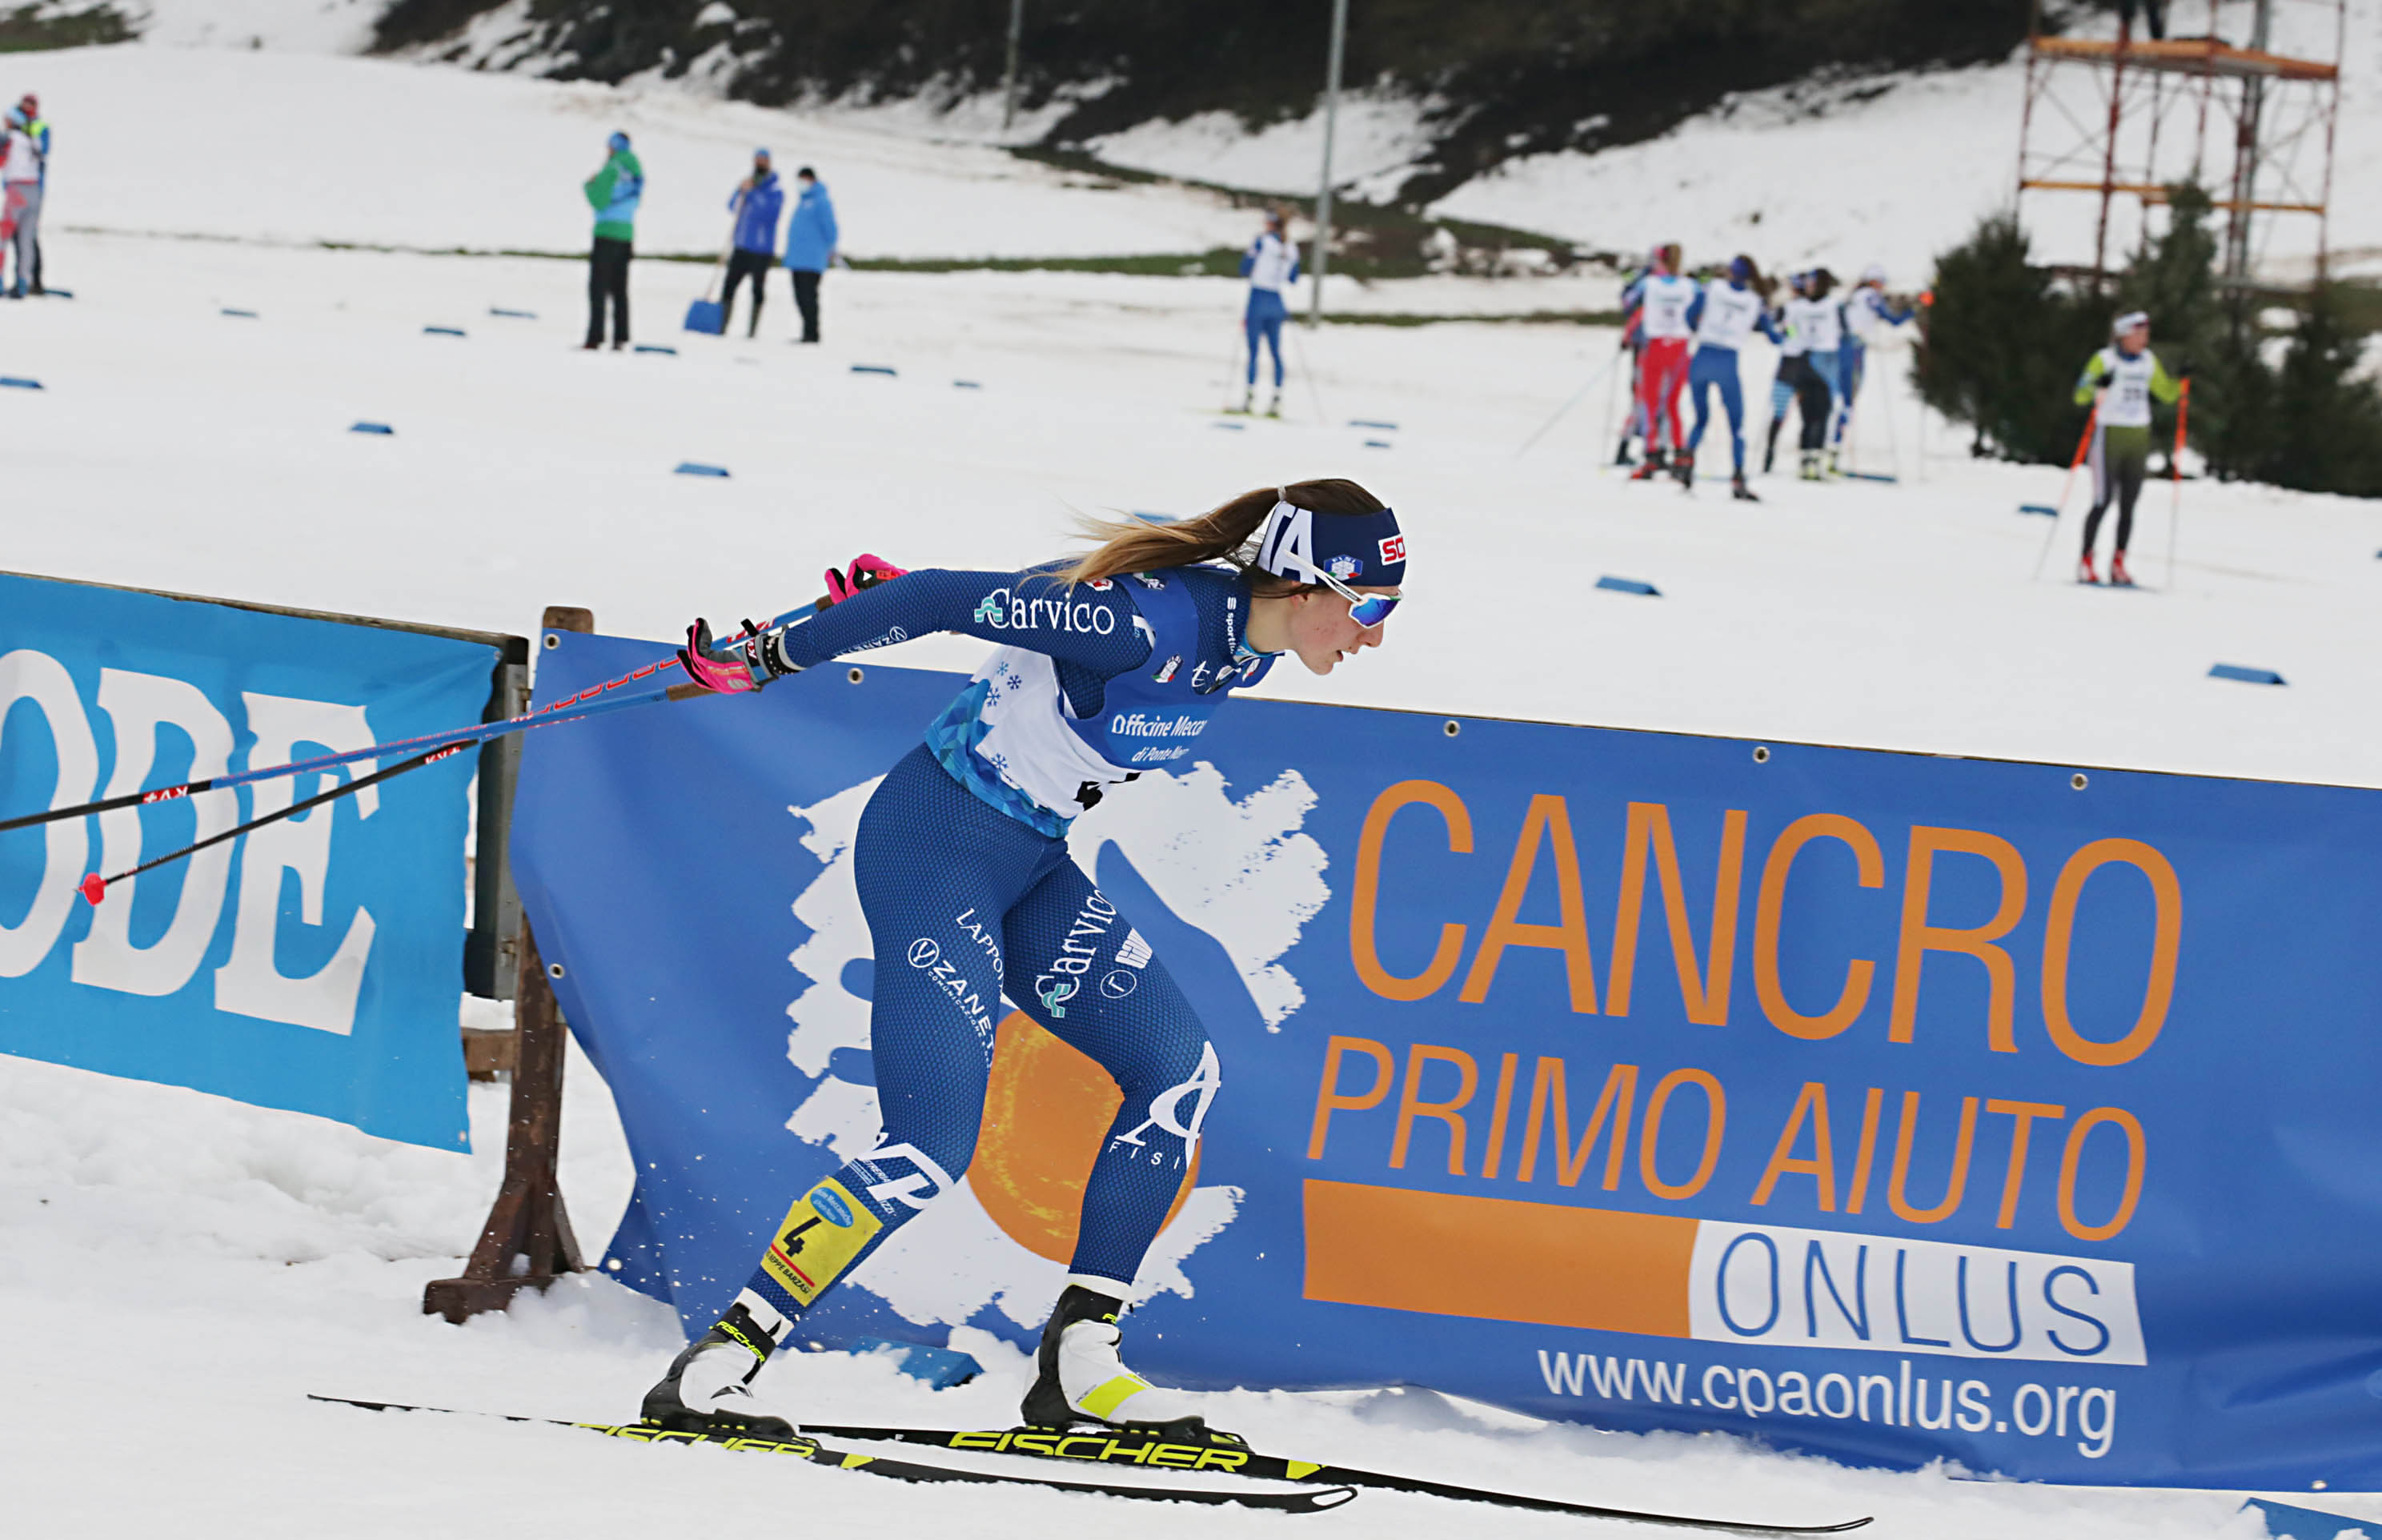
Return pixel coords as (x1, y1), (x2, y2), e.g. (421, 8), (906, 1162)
(2267, 286), (2382, 496)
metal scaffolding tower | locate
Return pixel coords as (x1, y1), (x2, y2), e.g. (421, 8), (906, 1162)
(2015, 0), (2344, 283)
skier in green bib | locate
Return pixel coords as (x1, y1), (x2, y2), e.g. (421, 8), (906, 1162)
(2073, 311), (2182, 587)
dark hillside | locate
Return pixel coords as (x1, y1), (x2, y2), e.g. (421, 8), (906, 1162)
(375, 0), (2033, 206)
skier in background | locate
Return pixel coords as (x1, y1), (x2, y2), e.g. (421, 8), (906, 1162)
(1628, 243), (1697, 483)
(582, 130), (642, 350)
(2073, 310), (2183, 586)
(1685, 255), (1782, 502)
(1835, 264), (1914, 456)
(1, 99), (44, 298)
(14, 93), (44, 295)
(645, 479), (1407, 1442)
(723, 148), (783, 339)
(1614, 252), (1653, 466)
(1782, 268), (1843, 479)
(783, 166), (838, 344)
(1763, 271), (1812, 475)
(1237, 207), (1299, 416)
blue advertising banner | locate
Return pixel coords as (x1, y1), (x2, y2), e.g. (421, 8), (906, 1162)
(515, 628), (2382, 1488)
(0, 574), (491, 1148)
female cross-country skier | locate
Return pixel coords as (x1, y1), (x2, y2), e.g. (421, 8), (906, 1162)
(1763, 271), (1813, 475)
(1684, 255), (1782, 501)
(1834, 264), (1914, 454)
(2074, 310), (2182, 586)
(1781, 268), (1844, 479)
(640, 480), (1406, 1441)
(1238, 209), (1301, 416)
(1628, 243), (1698, 483)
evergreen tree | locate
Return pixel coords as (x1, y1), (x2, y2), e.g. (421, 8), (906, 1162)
(1919, 211), (2109, 463)
(2265, 286), (2382, 496)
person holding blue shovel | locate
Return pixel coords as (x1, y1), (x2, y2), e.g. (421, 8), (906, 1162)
(722, 149), (783, 339)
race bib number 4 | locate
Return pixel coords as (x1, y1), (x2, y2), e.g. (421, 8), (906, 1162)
(760, 1178), (884, 1307)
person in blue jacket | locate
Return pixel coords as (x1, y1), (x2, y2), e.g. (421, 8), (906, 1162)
(1237, 208), (1299, 415)
(642, 479), (1406, 1443)
(782, 166), (839, 343)
(723, 149), (783, 339)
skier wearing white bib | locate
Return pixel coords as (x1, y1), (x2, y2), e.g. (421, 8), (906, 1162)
(2073, 311), (2183, 586)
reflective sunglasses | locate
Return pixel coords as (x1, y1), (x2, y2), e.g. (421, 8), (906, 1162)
(1317, 570), (1402, 628)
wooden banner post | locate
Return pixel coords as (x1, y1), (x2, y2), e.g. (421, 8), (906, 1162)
(423, 605), (595, 1323)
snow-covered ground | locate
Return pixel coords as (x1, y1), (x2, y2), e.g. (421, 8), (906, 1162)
(5, 32), (2382, 1540)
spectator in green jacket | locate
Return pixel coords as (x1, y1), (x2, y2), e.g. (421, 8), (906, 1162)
(583, 130), (644, 350)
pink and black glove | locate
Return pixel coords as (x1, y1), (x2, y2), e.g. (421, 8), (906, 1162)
(820, 554), (908, 608)
(676, 617), (798, 694)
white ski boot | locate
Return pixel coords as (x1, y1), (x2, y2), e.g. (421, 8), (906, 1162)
(1021, 1285), (1205, 1436)
(640, 1310), (797, 1439)
(1233, 386), (1253, 415)
(1265, 391), (1283, 419)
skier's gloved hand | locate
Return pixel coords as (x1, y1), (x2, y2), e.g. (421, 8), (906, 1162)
(820, 554), (908, 608)
(676, 617), (800, 694)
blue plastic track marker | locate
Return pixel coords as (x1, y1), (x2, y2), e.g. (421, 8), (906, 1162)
(851, 363), (897, 376)
(1843, 471), (1898, 483)
(0, 376), (42, 390)
(1348, 419), (1398, 430)
(489, 307), (537, 319)
(350, 422), (394, 435)
(1213, 421), (1245, 431)
(674, 463), (731, 478)
(2018, 503), (2059, 517)
(222, 307), (258, 318)
(635, 343), (678, 355)
(2208, 664), (2285, 686)
(423, 325), (466, 337)
(1364, 439), (1392, 449)
(2242, 1498), (2365, 1539)
(953, 379), (981, 389)
(1595, 575), (1662, 597)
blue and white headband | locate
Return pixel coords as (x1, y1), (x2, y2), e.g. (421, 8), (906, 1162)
(1252, 497), (1406, 588)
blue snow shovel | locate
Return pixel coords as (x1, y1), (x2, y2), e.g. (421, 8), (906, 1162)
(683, 226), (735, 336)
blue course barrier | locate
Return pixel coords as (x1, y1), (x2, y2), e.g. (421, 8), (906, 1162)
(514, 632), (2382, 1489)
(350, 422), (394, 435)
(673, 463), (730, 478)
(1349, 419), (1398, 430)
(423, 326), (466, 338)
(2209, 664), (2286, 685)
(0, 573), (491, 1148)
(1596, 575), (1661, 596)
(221, 308), (258, 319)
(2019, 504), (2059, 517)
(636, 343), (678, 355)
(1, 376), (42, 390)
(490, 307), (538, 319)
(851, 364), (897, 377)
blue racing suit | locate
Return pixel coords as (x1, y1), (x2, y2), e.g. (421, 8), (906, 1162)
(1683, 279), (1783, 475)
(719, 563), (1275, 1350)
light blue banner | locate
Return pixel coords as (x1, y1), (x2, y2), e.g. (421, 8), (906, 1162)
(0, 574), (491, 1148)
(516, 629), (2382, 1488)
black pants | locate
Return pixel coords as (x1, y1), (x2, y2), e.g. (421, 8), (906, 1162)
(1794, 362), (1832, 451)
(587, 236), (632, 347)
(2082, 425), (2151, 555)
(791, 267), (822, 342)
(724, 249), (772, 336)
